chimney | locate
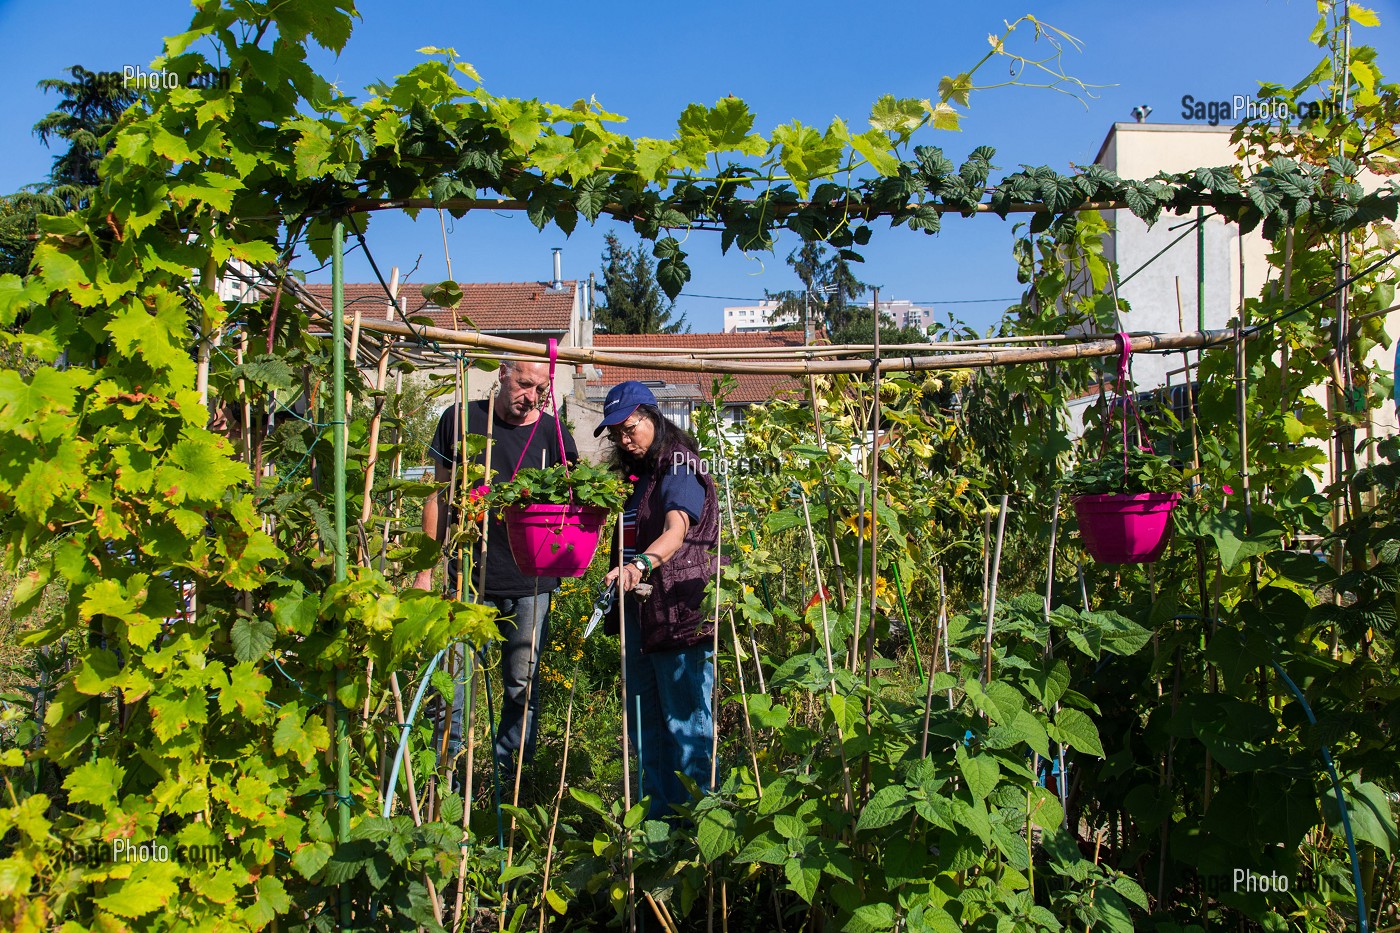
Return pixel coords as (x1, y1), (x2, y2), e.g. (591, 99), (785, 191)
(551, 248), (563, 290)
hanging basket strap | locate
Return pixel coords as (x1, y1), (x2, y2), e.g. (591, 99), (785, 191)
(1112, 332), (1152, 476)
(506, 340), (572, 494)
(546, 338), (572, 484)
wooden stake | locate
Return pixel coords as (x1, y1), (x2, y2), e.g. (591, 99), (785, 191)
(982, 496), (1009, 684)
(536, 673), (580, 933)
(616, 517), (636, 933)
(356, 267), (401, 563)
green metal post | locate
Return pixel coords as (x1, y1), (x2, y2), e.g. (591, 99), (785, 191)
(331, 218), (351, 927)
(1196, 207), (1206, 331)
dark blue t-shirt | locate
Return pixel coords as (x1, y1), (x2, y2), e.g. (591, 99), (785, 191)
(622, 462), (706, 561)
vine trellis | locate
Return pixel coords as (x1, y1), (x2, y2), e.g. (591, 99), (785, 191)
(1, 0), (1398, 931)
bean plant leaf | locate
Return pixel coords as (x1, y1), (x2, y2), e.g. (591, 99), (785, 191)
(1051, 708), (1106, 758)
(784, 857), (822, 904)
(1323, 777), (1398, 857)
(855, 785), (911, 831)
(697, 807), (740, 862)
(956, 746), (1000, 801)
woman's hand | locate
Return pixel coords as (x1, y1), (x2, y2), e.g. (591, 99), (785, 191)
(604, 561), (646, 593)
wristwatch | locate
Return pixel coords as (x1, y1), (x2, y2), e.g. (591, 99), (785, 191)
(630, 557), (649, 577)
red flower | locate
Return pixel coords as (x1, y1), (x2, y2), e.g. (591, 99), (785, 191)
(1222, 484), (1234, 495)
(804, 587), (831, 611)
(628, 474), (639, 482)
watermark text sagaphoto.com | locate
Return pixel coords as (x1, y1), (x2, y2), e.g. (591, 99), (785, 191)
(79, 66), (231, 91)
(1180, 94), (1340, 126)
(59, 839), (224, 866)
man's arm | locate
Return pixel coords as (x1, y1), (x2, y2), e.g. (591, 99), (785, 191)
(412, 460), (453, 590)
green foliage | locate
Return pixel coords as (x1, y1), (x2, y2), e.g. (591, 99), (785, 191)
(1062, 449), (1184, 497)
(487, 458), (629, 512)
(593, 231), (688, 332)
(0, 1), (1395, 930)
(32, 66), (141, 197)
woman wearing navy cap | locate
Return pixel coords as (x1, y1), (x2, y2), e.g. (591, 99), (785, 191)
(598, 381), (719, 820)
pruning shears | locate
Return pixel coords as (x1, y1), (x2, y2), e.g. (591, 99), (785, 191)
(581, 579), (653, 641)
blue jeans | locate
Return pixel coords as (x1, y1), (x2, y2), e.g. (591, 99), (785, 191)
(622, 603), (715, 820)
(436, 593), (551, 780)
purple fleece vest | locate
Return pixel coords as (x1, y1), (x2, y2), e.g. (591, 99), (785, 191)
(634, 443), (720, 653)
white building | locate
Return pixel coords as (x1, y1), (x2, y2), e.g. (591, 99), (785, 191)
(872, 298), (936, 334)
(723, 299), (795, 333)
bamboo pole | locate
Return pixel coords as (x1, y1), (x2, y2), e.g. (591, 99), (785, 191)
(713, 411), (769, 696)
(453, 652), (478, 930)
(859, 289), (883, 805)
(289, 301), (1245, 377)
(535, 674), (579, 933)
(798, 491), (857, 816)
(357, 267), (401, 559)
(919, 565), (948, 758)
(232, 263), (1255, 376)
(378, 369), (405, 575)
(807, 374), (847, 607)
(982, 495), (1009, 684)
(617, 517), (636, 933)
(385, 673), (445, 923)
(727, 608), (764, 793)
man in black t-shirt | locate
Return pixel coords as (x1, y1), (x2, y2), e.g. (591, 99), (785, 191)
(415, 359), (578, 782)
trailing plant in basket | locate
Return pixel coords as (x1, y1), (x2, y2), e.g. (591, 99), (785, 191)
(1061, 448), (1185, 498)
(488, 459), (630, 512)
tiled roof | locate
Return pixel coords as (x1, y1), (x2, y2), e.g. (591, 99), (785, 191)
(302, 281), (577, 333)
(588, 332), (814, 405)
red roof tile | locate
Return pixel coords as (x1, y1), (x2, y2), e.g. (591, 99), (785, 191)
(303, 281), (577, 333)
(588, 332), (814, 405)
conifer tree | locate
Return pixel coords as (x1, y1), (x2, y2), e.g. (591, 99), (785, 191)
(593, 232), (688, 334)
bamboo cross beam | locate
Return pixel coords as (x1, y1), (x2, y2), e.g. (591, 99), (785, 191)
(343, 314), (1245, 376)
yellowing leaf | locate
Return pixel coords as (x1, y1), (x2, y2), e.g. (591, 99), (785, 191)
(1348, 4), (1380, 27)
(159, 432), (249, 505)
(939, 73), (974, 108)
(64, 758), (125, 806)
(929, 101), (962, 132)
(96, 874), (178, 918)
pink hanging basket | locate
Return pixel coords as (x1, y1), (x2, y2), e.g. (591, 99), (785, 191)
(503, 503), (609, 577)
(1073, 492), (1180, 565)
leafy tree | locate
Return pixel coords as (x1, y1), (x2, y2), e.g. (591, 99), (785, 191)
(764, 241), (871, 336)
(32, 66), (139, 201)
(0, 193), (62, 278)
(593, 231), (688, 334)
(763, 241), (927, 344)
(1, 68), (138, 277)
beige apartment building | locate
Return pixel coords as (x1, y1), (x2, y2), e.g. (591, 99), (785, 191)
(1076, 121), (1397, 487)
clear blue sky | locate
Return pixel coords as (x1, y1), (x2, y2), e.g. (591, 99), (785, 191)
(1, 0), (1395, 332)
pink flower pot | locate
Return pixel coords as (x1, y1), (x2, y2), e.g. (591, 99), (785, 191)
(1072, 492), (1180, 564)
(503, 504), (610, 577)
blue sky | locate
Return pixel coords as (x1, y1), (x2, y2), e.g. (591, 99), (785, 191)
(1, 0), (1396, 332)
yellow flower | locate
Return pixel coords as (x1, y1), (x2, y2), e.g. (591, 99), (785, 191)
(842, 511), (874, 540)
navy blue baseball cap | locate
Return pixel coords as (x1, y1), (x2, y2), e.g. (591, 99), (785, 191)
(594, 381), (658, 436)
